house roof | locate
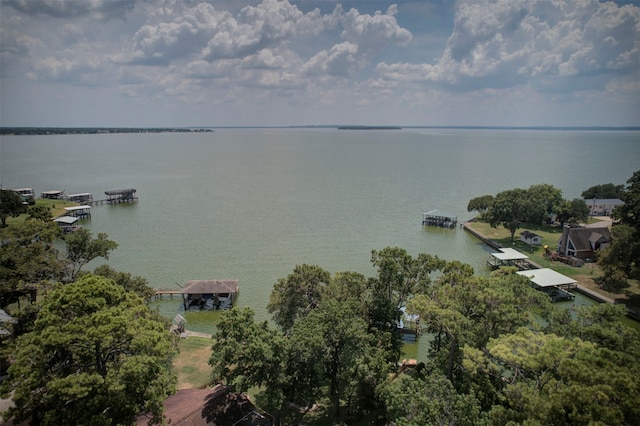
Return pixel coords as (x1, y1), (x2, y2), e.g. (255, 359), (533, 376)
(517, 268), (577, 288)
(53, 216), (79, 225)
(564, 227), (612, 252)
(135, 386), (271, 426)
(520, 230), (540, 239)
(490, 247), (529, 261)
(584, 198), (624, 205)
(181, 280), (239, 294)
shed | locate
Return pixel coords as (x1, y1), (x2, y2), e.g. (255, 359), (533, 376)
(487, 248), (529, 270)
(520, 230), (542, 246)
(181, 280), (239, 310)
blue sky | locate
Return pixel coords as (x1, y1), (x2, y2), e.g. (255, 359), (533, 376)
(1, 0), (638, 127)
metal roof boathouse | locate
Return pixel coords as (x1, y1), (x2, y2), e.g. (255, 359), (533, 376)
(181, 280), (239, 311)
(105, 188), (138, 204)
(517, 268), (577, 302)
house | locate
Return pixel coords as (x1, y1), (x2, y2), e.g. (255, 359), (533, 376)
(585, 198), (624, 217)
(557, 225), (612, 260)
(181, 280), (239, 310)
(135, 386), (272, 426)
(520, 230), (542, 246)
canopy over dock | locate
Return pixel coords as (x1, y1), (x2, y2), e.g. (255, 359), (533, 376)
(488, 248), (530, 270)
(66, 193), (93, 203)
(181, 279), (239, 311)
(53, 215), (80, 233)
(64, 205), (91, 218)
(517, 268), (577, 302)
(105, 188), (137, 203)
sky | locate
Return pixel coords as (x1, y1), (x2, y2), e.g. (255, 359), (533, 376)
(1, 0), (639, 127)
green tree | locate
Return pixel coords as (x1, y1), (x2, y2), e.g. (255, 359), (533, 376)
(26, 203), (53, 222)
(408, 273), (548, 385)
(0, 189), (27, 227)
(599, 170), (640, 284)
(0, 220), (64, 308)
(467, 195), (494, 218)
(378, 371), (486, 426)
(1, 275), (178, 426)
(64, 228), (118, 281)
(486, 188), (529, 242)
(267, 264), (330, 332)
(92, 264), (155, 299)
(582, 182), (625, 199)
(555, 198), (589, 227)
(464, 328), (640, 425)
(527, 183), (563, 224)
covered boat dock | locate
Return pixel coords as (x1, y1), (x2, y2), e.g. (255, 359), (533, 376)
(487, 248), (530, 270)
(516, 268), (577, 302)
(422, 210), (458, 229)
(181, 279), (239, 310)
(64, 205), (91, 218)
(105, 188), (138, 204)
(53, 215), (80, 233)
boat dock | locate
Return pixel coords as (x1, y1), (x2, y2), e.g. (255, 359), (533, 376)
(422, 210), (458, 229)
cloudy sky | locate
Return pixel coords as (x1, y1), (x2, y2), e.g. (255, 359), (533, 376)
(1, 0), (639, 127)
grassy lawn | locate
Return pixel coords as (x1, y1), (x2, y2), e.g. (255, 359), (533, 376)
(173, 336), (213, 389)
(6, 198), (78, 226)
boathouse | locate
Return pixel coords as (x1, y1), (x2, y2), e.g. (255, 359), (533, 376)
(181, 280), (239, 311)
(41, 190), (64, 200)
(516, 268), (577, 302)
(64, 205), (91, 218)
(53, 215), (80, 233)
(105, 188), (138, 204)
(67, 193), (93, 203)
(487, 248), (530, 270)
(12, 188), (35, 204)
(422, 210), (457, 229)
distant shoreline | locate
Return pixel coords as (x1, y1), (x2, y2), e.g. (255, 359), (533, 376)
(0, 127), (214, 136)
(1, 126), (639, 135)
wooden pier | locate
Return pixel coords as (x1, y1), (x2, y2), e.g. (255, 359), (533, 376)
(154, 290), (182, 299)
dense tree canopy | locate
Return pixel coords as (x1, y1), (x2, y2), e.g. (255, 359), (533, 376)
(64, 228), (118, 281)
(0, 190), (27, 227)
(1, 275), (178, 426)
(555, 198), (589, 227)
(582, 182), (625, 199)
(599, 170), (640, 285)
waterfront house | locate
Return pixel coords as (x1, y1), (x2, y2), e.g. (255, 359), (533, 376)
(181, 280), (239, 310)
(557, 225), (612, 260)
(520, 230), (542, 246)
(585, 198), (624, 217)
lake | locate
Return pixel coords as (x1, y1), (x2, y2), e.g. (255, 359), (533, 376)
(2, 127), (639, 350)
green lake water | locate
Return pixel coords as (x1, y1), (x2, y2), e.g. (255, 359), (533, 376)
(2, 128), (639, 358)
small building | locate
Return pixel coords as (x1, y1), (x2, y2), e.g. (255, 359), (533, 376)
(181, 280), (239, 311)
(105, 188), (138, 203)
(41, 190), (64, 200)
(422, 210), (457, 229)
(487, 247), (530, 270)
(585, 198), (624, 217)
(517, 268), (577, 302)
(53, 216), (80, 233)
(520, 230), (542, 246)
(67, 193), (94, 203)
(64, 205), (91, 219)
(557, 225), (612, 260)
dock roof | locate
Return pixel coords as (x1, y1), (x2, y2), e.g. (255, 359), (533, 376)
(53, 216), (79, 225)
(516, 268), (577, 288)
(491, 247), (529, 261)
(181, 280), (239, 294)
(65, 205), (91, 211)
